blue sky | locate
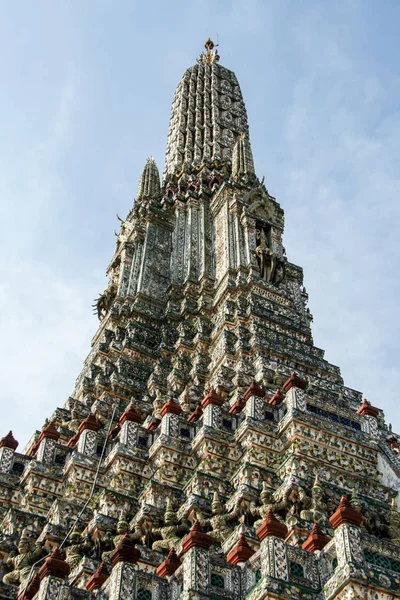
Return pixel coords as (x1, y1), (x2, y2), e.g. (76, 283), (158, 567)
(1, 0), (399, 447)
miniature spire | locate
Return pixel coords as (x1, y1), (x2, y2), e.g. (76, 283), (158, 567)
(136, 156), (161, 200)
(231, 133), (255, 179)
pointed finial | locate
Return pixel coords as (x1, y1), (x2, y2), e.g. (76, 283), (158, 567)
(205, 38), (214, 53)
(198, 38), (220, 64)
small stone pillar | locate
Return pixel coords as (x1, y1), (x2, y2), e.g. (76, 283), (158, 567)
(357, 399), (379, 438)
(244, 381), (265, 420)
(201, 388), (224, 429)
(119, 402), (142, 448)
(256, 509), (289, 581)
(329, 496), (364, 571)
(181, 520), (213, 594)
(156, 548), (181, 578)
(36, 422), (60, 464)
(160, 398), (182, 437)
(76, 414), (100, 456)
(108, 536), (141, 600)
(37, 547), (70, 599)
(0, 431), (18, 473)
(283, 373), (307, 413)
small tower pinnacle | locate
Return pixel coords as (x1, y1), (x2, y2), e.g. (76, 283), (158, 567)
(136, 156), (161, 200)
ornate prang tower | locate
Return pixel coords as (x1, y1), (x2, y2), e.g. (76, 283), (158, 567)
(1, 40), (400, 600)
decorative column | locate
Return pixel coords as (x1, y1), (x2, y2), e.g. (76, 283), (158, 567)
(76, 414), (101, 456)
(244, 381), (265, 420)
(256, 509), (289, 581)
(181, 520), (213, 595)
(160, 398), (182, 437)
(187, 199), (201, 281)
(37, 547), (70, 599)
(329, 496), (364, 573)
(36, 423), (60, 464)
(201, 388), (224, 429)
(240, 213), (258, 271)
(119, 402), (142, 448)
(108, 535), (141, 600)
(283, 373), (307, 413)
(357, 399), (379, 438)
(0, 431), (18, 473)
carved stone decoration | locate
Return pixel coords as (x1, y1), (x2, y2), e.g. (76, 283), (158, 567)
(110, 536), (140, 566)
(3, 532), (43, 586)
(94, 282), (117, 320)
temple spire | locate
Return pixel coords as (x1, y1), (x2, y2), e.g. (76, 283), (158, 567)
(164, 47), (252, 180)
(136, 156), (161, 200)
